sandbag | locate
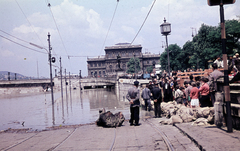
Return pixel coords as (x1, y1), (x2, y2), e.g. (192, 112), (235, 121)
(96, 110), (125, 127)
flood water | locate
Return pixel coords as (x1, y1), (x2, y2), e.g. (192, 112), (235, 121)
(0, 88), (131, 131)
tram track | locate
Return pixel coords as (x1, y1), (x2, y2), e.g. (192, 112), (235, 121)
(144, 119), (175, 151)
(1, 118), (175, 151)
(50, 128), (77, 151)
(2, 132), (39, 151)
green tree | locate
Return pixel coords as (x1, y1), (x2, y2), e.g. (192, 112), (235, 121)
(146, 66), (153, 73)
(160, 44), (182, 71)
(159, 19), (240, 71)
(126, 57), (141, 74)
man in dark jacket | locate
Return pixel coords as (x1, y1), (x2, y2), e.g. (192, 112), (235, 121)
(151, 83), (162, 118)
(126, 81), (140, 126)
(163, 78), (172, 102)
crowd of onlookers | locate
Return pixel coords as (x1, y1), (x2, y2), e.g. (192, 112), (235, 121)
(141, 59), (240, 117)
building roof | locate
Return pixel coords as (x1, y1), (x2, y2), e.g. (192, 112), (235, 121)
(105, 43), (142, 50)
(87, 55), (105, 61)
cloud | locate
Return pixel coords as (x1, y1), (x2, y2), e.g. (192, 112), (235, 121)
(0, 49), (14, 57)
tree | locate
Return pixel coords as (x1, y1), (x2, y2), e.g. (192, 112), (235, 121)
(146, 66), (153, 73)
(126, 57), (141, 74)
(160, 44), (182, 71)
(159, 19), (240, 71)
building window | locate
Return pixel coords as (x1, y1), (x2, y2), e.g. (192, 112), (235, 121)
(122, 64), (126, 70)
(90, 63), (93, 67)
(122, 51), (126, 57)
(103, 71), (105, 75)
(109, 65), (112, 72)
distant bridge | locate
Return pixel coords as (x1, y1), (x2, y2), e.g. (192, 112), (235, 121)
(0, 79), (51, 88)
(0, 77), (151, 89)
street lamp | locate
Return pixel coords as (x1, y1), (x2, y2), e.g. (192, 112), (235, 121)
(160, 18), (171, 76)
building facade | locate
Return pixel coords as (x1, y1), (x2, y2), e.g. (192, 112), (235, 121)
(87, 43), (160, 77)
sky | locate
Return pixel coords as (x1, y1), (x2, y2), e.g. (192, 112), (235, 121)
(0, 0), (239, 78)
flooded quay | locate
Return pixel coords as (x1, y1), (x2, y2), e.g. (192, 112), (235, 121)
(0, 88), (131, 131)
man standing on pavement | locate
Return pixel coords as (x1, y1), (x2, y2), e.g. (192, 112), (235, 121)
(151, 83), (162, 118)
(141, 84), (152, 111)
(208, 63), (224, 106)
(126, 81), (140, 126)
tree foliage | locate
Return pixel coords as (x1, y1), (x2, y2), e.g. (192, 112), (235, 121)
(126, 57), (141, 74)
(159, 19), (240, 71)
(146, 66), (153, 73)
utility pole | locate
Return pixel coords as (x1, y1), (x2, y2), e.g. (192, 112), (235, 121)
(219, 2), (232, 133)
(69, 72), (72, 102)
(65, 69), (68, 99)
(79, 70), (82, 93)
(60, 57), (64, 106)
(48, 32), (55, 125)
(207, 0), (235, 133)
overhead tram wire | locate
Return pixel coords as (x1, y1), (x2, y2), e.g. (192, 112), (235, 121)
(0, 29), (61, 70)
(130, 0), (157, 45)
(47, 2), (73, 72)
(14, 0), (46, 49)
(0, 34), (47, 55)
(99, 0), (119, 56)
(0, 29), (49, 53)
(47, 3), (69, 58)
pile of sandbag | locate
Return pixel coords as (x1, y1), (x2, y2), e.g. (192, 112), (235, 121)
(160, 101), (214, 126)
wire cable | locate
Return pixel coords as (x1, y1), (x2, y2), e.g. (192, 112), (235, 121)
(0, 34), (48, 54)
(15, 0), (46, 48)
(99, 0), (119, 56)
(0, 29), (49, 53)
(47, 2), (73, 73)
(130, 0), (157, 45)
(47, 3), (70, 58)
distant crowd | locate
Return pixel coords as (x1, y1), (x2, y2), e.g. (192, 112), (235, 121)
(141, 52), (240, 117)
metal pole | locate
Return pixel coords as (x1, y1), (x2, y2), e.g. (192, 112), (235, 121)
(220, 4), (232, 132)
(60, 57), (64, 107)
(48, 33), (55, 125)
(69, 72), (72, 102)
(166, 35), (170, 76)
(79, 70), (82, 93)
(65, 69), (68, 99)
(8, 72), (10, 81)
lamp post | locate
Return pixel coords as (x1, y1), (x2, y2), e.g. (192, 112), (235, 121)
(160, 18), (171, 76)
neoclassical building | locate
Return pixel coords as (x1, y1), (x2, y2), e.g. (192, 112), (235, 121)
(87, 43), (160, 77)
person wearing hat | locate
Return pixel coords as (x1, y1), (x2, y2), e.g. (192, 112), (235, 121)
(126, 81), (140, 126)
